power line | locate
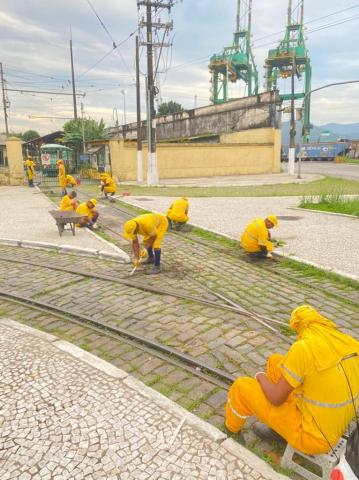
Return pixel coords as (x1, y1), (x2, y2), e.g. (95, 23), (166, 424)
(252, 4), (359, 44)
(5, 88), (85, 97)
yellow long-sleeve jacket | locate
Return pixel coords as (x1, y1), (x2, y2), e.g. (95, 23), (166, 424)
(166, 198), (189, 223)
(240, 218), (273, 253)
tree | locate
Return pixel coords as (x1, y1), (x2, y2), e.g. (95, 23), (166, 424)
(22, 130), (40, 142)
(63, 118), (108, 153)
(157, 101), (184, 116)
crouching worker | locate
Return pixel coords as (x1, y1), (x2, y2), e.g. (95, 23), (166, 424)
(66, 174), (76, 188)
(123, 213), (168, 275)
(59, 191), (78, 211)
(166, 197), (189, 231)
(100, 173), (117, 202)
(225, 305), (359, 455)
(240, 215), (278, 258)
(76, 198), (99, 229)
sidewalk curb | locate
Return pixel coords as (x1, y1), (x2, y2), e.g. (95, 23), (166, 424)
(290, 206), (359, 220)
(2, 318), (291, 478)
(222, 439), (290, 480)
(124, 376), (227, 443)
(273, 250), (359, 282)
(0, 237), (129, 263)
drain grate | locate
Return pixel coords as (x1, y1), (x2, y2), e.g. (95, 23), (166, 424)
(276, 215), (303, 221)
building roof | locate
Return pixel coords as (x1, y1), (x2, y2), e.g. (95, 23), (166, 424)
(23, 131), (64, 146)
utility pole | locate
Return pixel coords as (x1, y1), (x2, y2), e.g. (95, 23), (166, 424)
(121, 89), (127, 138)
(135, 35), (143, 182)
(138, 0), (174, 185)
(0, 63), (9, 135)
(70, 28), (78, 120)
(81, 102), (86, 154)
(288, 56), (297, 175)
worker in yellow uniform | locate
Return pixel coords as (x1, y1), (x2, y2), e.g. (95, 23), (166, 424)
(225, 305), (359, 455)
(59, 191), (78, 211)
(123, 213), (168, 275)
(25, 156), (35, 187)
(66, 174), (76, 187)
(76, 198), (99, 229)
(100, 173), (117, 202)
(240, 215), (278, 258)
(166, 197), (189, 231)
(57, 159), (67, 196)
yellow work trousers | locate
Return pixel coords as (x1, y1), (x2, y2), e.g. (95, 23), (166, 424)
(143, 218), (168, 250)
(225, 354), (329, 454)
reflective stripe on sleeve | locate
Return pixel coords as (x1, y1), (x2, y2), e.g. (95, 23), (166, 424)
(281, 364), (303, 384)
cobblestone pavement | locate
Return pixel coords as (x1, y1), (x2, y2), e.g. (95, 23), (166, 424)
(1, 191), (358, 474)
(0, 320), (289, 480)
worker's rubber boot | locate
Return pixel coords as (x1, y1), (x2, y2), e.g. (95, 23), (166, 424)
(142, 247), (155, 265)
(252, 422), (286, 444)
(146, 265), (161, 275)
(146, 249), (161, 274)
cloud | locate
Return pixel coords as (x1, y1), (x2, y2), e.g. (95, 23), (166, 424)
(1, 0), (359, 134)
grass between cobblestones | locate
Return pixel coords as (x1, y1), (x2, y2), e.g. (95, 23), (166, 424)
(78, 176), (359, 197)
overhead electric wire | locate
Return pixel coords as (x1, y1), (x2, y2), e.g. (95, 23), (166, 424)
(252, 3), (359, 44)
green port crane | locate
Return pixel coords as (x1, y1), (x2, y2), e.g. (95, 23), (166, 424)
(265, 0), (312, 143)
(209, 0), (258, 104)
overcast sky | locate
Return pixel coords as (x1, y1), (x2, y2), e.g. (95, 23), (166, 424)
(0, 0), (358, 134)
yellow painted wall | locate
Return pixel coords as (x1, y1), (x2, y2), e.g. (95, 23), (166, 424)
(109, 127), (281, 181)
(0, 137), (24, 186)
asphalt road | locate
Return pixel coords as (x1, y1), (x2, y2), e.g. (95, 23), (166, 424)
(295, 161), (359, 180)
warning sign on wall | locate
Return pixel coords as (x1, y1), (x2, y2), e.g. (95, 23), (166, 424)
(41, 153), (50, 165)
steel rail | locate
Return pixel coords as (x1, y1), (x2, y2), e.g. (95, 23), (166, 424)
(0, 254), (291, 342)
(0, 288), (235, 388)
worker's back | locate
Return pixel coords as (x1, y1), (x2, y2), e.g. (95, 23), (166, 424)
(59, 195), (75, 211)
(241, 218), (268, 251)
(281, 340), (359, 446)
(167, 198), (189, 222)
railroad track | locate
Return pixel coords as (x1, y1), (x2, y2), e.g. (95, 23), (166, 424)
(0, 287), (234, 389)
(79, 190), (358, 309)
(0, 254), (291, 341)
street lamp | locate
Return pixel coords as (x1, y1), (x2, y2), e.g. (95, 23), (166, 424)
(297, 79), (359, 179)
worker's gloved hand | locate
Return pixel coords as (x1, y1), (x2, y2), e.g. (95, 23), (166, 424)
(133, 258), (141, 268)
(266, 252), (273, 259)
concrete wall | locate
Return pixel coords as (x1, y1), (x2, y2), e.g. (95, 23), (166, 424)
(0, 137), (24, 186)
(109, 127), (281, 181)
(110, 91), (281, 142)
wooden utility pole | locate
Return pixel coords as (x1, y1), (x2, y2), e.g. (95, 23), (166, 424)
(137, 0), (174, 185)
(0, 63), (9, 135)
(135, 36), (143, 182)
(70, 30), (78, 120)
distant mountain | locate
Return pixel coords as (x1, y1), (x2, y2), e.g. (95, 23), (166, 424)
(281, 122), (359, 145)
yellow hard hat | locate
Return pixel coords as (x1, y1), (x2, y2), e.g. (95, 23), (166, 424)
(266, 215), (278, 227)
(100, 173), (109, 179)
(89, 198), (97, 207)
(123, 220), (137, 240)
(56, 159), (63, 165)
(182, 196), (188, 201)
